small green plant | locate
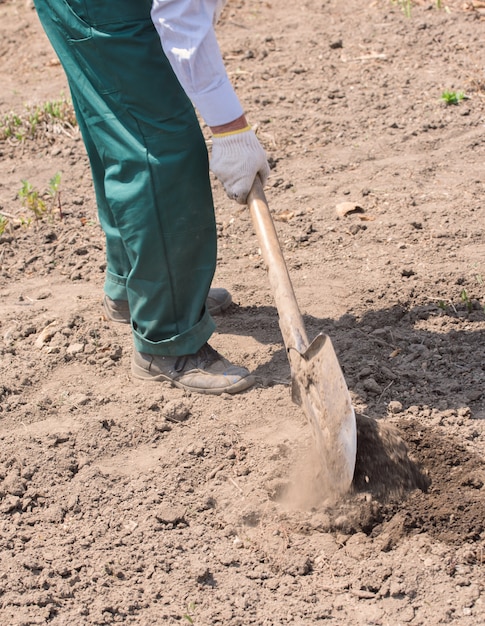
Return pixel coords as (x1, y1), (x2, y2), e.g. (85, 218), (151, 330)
(18, 172), (62, 222)
(441, 90), (466, 105)
(21, 216), (32, 227)
(460, 288), (473, 313)
(391, 0), (448, 16)
(183, 602), (197, 624)
(1, 98), (77, 142)
(19, 180), (47, 219)
(460, 283), (485, 314)
(48, 171), (63, 218)
(392, 0), (412, 17)
(0, 215), (8, 236)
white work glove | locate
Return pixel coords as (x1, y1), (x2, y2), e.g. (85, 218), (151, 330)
(210, 127), (270, 204)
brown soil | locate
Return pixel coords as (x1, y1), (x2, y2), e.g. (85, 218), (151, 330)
(1, 0), (484, 624)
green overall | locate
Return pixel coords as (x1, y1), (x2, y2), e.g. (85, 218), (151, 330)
(34, 0), (217, 356)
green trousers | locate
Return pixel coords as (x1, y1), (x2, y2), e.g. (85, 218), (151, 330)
(34, 0), (217, 356)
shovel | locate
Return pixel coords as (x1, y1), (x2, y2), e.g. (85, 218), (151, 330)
(247, 177), (357, 496)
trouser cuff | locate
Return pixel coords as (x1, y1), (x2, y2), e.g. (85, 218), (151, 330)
(104, 271), (127, 301)
(131, 311), (216, 357)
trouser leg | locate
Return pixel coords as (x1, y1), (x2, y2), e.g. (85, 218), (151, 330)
(70, 95), (132, 301)
(34, 0), (217, 356)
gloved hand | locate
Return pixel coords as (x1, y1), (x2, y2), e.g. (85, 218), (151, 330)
(210, 126), (270, 204)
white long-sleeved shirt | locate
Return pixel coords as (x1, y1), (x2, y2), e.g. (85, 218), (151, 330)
(151, 0), (244, 127)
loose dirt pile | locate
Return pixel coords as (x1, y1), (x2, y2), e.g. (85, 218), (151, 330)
(1, 0), (484, 624)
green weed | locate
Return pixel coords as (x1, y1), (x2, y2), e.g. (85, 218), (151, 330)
(1, 98), (77, 142)
(0, 215), (8, 236)
(18, 172), (62, 222)
(441, 90), (466, 105)
(183, 602), (197, 624)
(19, 180), (47, 219)
(391, 1), (450, 17)
(460, 288), (475, 314)
(48, 171), (63, 218)
(463, 274), (485, 313)
(392, 0), (412, 17)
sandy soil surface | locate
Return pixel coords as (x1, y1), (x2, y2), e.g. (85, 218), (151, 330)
(1, 0), (484, 624)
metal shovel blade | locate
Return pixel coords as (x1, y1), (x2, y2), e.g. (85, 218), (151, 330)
(290, 333), (357, 495)
(248, 177), (357, 496)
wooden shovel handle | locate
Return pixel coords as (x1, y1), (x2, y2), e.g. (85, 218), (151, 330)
(247, 177), (309, 354)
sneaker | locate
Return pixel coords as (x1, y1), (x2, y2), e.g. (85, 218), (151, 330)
(103, 288), (232, 324)
(131, 343), (255, 395)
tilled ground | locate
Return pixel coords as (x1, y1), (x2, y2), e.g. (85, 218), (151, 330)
(0, 0), (484, 624)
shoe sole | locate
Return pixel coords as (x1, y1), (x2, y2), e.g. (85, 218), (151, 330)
(131, 360), (255, 395)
